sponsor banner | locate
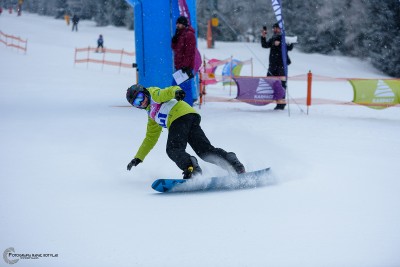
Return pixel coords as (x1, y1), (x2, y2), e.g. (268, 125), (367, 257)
(350, 79), (400, 109)
(234, 77), (285, 106)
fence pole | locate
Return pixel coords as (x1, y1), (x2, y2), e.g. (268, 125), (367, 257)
(119, 49), (124, 73)
(102, 48), (106, 71)
(86, 46), (90, 69)
(229, 55), (233, 96)
(251, 58), (253, 77)
(199, 56), (205, 108)
(307, 70), (313, 115)
(202, 57), (207, 106)
(74, 48), (77, 67)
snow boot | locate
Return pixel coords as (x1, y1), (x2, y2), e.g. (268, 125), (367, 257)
(274, 104), (286, 110)
(182, 156), (202, 179)
(225, 152), (246, 174)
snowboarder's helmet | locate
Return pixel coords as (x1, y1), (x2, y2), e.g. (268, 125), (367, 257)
(272, 22), (280, 29)
(126, 84), (150, 109)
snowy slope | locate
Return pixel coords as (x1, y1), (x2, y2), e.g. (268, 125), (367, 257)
(1, 13), (400, 267)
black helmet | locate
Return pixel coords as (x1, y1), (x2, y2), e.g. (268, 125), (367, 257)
(126, 84), (150, 109)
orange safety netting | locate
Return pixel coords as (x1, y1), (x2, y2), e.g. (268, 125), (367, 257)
(198, 73), (400, 109)
(0, 30), (28, 52)
(74, 46), (135, 71)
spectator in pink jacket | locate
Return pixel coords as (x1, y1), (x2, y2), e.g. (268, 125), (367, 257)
(171, 16), (196, 106)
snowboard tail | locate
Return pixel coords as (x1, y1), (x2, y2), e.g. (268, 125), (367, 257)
(151, 167), (272, 193)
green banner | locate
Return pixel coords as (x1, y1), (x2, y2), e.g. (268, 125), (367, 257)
(350, 79), (400, 109)
(223, 64), (243, 86)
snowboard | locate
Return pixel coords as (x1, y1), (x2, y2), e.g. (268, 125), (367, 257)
(151, 167), (272, 193)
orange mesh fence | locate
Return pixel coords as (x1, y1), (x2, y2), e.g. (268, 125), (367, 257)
(74, 46), (135, 71)
(0, 31), (28, 53)
(198, 73), (400, 109)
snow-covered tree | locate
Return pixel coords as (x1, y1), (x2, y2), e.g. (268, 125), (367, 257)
(362, 0), (400, 76)
(19, 0), (400, 77)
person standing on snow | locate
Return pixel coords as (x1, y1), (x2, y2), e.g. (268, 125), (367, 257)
(261, 22), (294, 110)
(72, 14), (79, 32)
(64, 13), (70, 26)
(126, 84), (245, 179)
(96, 34), (104, 53)
(171, 16), (196, 106)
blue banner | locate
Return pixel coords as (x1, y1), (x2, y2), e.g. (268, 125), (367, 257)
(271, 0), (288, 78)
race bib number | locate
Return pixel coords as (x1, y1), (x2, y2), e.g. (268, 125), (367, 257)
(147, 99), (178, 128)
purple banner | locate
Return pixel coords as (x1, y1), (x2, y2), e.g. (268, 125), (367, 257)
(178, 0), (191, 21)
(234, 77), (285, 106)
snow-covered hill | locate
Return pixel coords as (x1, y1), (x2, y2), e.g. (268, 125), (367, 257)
(1, 13), (399, 267)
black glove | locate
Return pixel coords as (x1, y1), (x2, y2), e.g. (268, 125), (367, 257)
(175, 89), (186, 101)
(181, 67), (194, 79)
(172, 29), (179, 43)
(127, 158), (142, 171)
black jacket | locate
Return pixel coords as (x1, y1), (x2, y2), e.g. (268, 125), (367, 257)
(72, 15), (79, 24)
(261, 34), (293, 75)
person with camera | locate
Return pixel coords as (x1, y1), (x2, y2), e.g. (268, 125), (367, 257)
(261, 23), (294, 110)
(126, 84), (245, 179)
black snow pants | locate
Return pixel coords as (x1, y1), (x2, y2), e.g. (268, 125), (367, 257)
(166, 113), (231, 170)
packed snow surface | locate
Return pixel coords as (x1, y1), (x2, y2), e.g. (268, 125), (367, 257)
(1, 13), (399, 267)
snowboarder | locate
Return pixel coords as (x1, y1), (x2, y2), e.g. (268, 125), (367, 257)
(126, 84), (245, 179)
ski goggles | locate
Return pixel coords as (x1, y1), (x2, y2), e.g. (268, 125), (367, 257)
(130, 91), (147, 108)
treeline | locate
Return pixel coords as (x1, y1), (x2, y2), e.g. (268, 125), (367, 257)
(10, 0), (400, 77)
(17, 0), (133, 29)
(197, 0), (400, 77)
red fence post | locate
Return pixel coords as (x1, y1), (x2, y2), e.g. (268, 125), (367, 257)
(307, 70), (313, 114)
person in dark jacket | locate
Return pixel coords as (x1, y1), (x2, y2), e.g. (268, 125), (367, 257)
(72, 14), (79, 32)
(171, 16), (196, 106)
(96, 34), (104, 53)
(261, 23), (294, 110)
